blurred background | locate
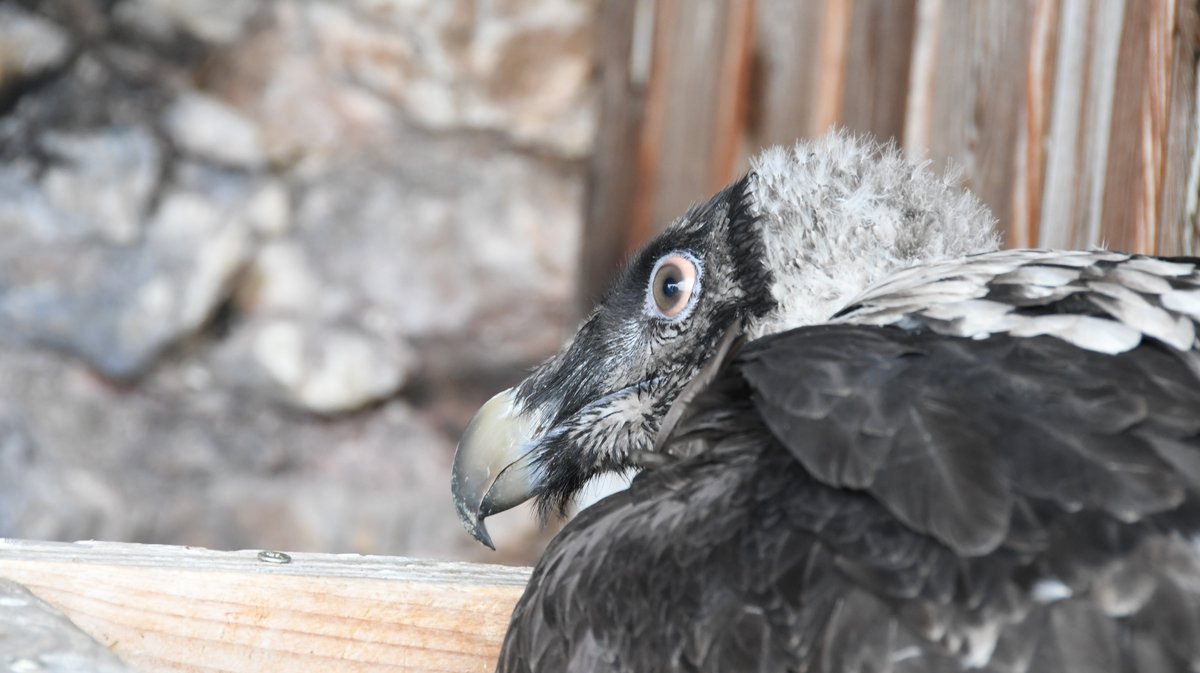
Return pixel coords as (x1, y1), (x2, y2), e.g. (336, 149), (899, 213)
(0, 0), (1196, 566)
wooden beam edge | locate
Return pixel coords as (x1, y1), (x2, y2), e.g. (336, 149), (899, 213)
(0, 539), (532, 585)
(0, 539), (531, 673)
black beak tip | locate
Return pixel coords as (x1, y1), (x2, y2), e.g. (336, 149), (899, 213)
(467, 515), (496, 550)
(452, 478), (497, 550)
(454, 499), (496, 550)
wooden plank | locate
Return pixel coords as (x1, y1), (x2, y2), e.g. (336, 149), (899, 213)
(745, 0), (827, 154)
(709, 0), (757, 195)
(742, 0), (919, 168)
(1101, 0), (1177, 253)
(1157, 0), (1199, 255)
(839, 0), (918, 144)
(1039, 0), (1127, 250)
(643, 0), (757, 235)
(905, 0), (1033, 248)
(0, 539), (530, 673)
(580, 0), (756, 305)
(975, 0), (1033, 249)
(580, 0), (644, 308)
(809, 0), (854, 136)
(1012, 0), (1058, 249)
(1183, 6), (1200, 256)
(903, 0), (944, 155)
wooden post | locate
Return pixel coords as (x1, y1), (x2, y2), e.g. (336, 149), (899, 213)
(0, 539), (530, 673)
(580, 0), (757, 307)
(580, 0), (647, 308)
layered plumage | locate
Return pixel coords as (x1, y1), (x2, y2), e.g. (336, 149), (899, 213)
(451, 134), (1200, 672)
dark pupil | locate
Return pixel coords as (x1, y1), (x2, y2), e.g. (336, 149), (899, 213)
(661, 275), (680, 298)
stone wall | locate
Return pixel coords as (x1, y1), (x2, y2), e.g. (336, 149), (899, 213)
(0, 0), (596, 562)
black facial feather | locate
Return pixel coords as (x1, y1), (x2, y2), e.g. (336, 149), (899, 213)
(726, 173), (775, 321)
(513, 174), (775, 519)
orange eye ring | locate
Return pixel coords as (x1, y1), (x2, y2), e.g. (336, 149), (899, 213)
(647, 253), (701, 320)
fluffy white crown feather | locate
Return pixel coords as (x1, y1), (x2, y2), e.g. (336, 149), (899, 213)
(746, 132), (1001, 337)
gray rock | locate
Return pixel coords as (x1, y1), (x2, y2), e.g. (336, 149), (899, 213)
(0, 413), (41, 536)
(0, 48), (255, 382)
(0, 7), (73, 83)
(0, 579), (135, 673)
(197, 402), (471, 557)
(193, 3), (398, 167)
(0, 165), (70, 244)
(38, 127), (162, 244)
(115, 0), (262, 44)
(241, 240), (318, 313)
(290, 0), (600, 158)
(0, 126), (160, 247)
(215, 239), (423, 414)
(0, 174), (255, 381)
(234, 318), (417, 414)
(243, 180), (291, 237)
(166, 93), (266, 169)
(0, 346), (489, 560)
(285, 134), (583, 374)
(0, 357), (128, 543)
(211, 0), (597, 162)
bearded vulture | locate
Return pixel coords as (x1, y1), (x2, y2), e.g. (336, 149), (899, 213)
(451, 134), (1200, 672)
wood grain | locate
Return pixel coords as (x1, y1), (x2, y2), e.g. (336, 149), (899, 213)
(1013, 0), (1058, 249)
(810, 0), (853, 136)
(581, 0), (757, 304)
(839, 0), (918, 144)
(1038, 0), (1125, 250)
(908, 1), (1034, 248)
(1101, 0), (1175, 253)
(1157, 0), (1199, 255)
(642, 0), (758, 235)
(582, 0), (1199, 276)
(745, 0), (826, 154)
(579, 0), (644, 307)
(0, 539), (530, 673)
(903, 0), (943, 155)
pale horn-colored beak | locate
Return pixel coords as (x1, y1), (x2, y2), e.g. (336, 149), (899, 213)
(450, 388), (541, 549)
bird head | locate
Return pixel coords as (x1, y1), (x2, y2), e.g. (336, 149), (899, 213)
(452, 133), (999, 548)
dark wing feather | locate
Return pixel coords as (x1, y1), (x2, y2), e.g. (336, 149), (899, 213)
(739, 327), (1197, 554)
(497, 325), (1200, 673)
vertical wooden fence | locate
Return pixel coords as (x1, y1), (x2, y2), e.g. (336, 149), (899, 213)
(582, 0), (1200, 303)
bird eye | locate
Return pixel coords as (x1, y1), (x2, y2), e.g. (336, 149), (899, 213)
(647, 253), (700, 320)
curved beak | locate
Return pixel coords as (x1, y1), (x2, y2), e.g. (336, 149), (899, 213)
(451, 388), (541, 549)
